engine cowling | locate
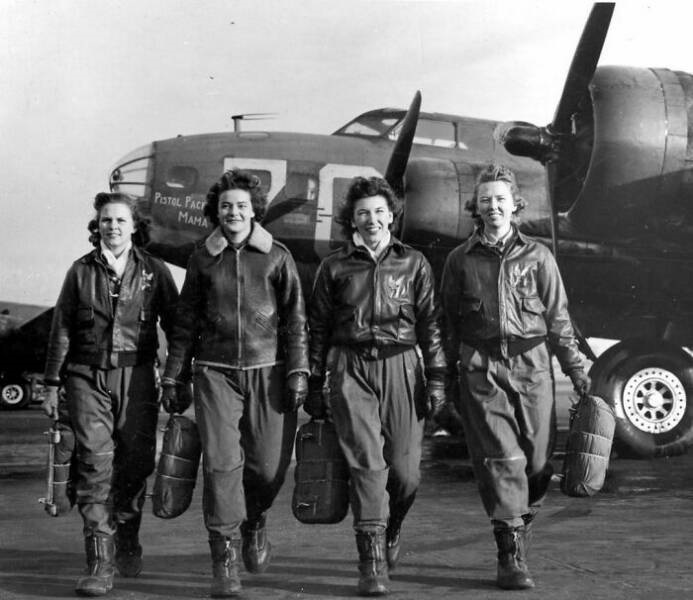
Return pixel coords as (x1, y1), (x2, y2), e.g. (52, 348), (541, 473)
(569, 66), (693, 243)
(400, 157), (475, 249)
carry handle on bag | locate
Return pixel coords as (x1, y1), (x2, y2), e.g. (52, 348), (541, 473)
(152, 414), (201, 519)
(292, 417), (350, 524)
(561, 393), (616, 497)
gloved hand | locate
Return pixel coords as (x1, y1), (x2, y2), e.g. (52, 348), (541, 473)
(425, 378), (447, 421)
(161, 380), (193, 414)
(41, 385), (60, 419)
(304, 375), (327, 419)
(285, 372), (309, 413)
(569, 369), (591, 397)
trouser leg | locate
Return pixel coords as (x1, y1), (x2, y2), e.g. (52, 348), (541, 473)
(240, 365), (297, 524)
(194, 366), (245, 538)
(239, 366), (295, 573)
(457, 344), (555, 528)
(328, 348), (389, 528)
(66, 365), (116, 537)
(381, 348), (425, 570)
(110, 364), (158, 577)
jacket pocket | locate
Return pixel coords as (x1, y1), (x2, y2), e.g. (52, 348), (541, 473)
(458, 297), (483, 334)
(76, 306), (94, 329)
(397, 304), (416, 341)
(520, 296), (546, 335)
(254, 309), (276, 333)
(459, 298), (482, 316)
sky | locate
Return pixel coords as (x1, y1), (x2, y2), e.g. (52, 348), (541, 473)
(2, 0), (693, 306)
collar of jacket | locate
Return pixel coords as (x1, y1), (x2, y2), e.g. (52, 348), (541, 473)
(81, 244), (146, 266)
(464, 224), (529, 254)
(344, 234), (405, 258)
(204, 222), (273, 256)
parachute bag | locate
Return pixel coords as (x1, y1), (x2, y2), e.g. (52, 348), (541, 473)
(561, 394), (616, 497)
(39, 419), (77, 516)
(152, 414), (201, 519)
(292, 418), (350, 524)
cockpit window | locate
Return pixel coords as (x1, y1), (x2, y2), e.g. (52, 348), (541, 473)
(165, 166), (198, 189)
(334, 114), (404, 138)
(413, 119), (459, 149)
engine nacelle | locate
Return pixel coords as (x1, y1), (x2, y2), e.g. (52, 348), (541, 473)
(400, 157), (475, 251)
(569, 66), (693, 242)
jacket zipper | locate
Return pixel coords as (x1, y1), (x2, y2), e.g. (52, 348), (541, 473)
(235, 248), (242, 365)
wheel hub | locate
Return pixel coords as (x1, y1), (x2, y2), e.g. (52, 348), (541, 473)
(621, 368), (686, 434)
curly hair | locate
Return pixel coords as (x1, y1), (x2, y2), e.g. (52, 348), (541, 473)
(204, 169), (268, 226)
(464, 163), (527, 225)
(335, 176), (402, 239)
(87, 192), (148, 247)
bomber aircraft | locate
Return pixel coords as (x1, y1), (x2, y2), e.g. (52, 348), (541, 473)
(11, 2), (677, 460)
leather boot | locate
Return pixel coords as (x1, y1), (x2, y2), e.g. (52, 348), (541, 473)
(75, 535), (115, 597)
(114, 516), (143, 577)
(209, 536), (242, 598)
(385, 515), (404, 571)
(493, 525), (535, 590)
(521, 513), (535, 555)
(240, 515), (272, 573)
(355, 527), (389, 597)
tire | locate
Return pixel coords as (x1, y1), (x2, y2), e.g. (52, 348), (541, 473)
(589, 338), (693, 458)
(0, 381), (32, 409)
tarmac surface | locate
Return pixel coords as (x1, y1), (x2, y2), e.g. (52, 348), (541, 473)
(2, 386), (693, 600)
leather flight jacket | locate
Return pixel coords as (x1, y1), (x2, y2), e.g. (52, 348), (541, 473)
(441, 227), (583, 374)
(44, 246), (179, 382)
(309, 237), (446, 379)
(164, 223), (309, 379)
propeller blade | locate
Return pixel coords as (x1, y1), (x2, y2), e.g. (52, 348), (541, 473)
(551, 2), (614, 135)
(546, 162), (560, 257)
(384, 91), (421, 196)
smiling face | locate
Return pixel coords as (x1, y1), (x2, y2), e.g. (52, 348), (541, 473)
(351, 194), (394, 249)
(98, 201), (135, 256)
(476, 180), (516, 237)
(218, 188), (255, 243)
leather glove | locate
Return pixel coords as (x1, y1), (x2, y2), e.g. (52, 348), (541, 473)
(161, 381), (193, 414)
(569, 369), (591, 397)
(425, 379), (447, 421)
(304, 375), (327, 419)
(41, 385), (60, 419)
(285, 372), (309, 413)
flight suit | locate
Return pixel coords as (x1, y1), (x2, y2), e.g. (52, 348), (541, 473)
(441, 226), (584, 527)
(309, 236), (446, 529)
(163, 223), (309, 538)
(44, 246), (178, 536)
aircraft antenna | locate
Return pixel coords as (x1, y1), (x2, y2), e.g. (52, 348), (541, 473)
(231, 113), (277, 132)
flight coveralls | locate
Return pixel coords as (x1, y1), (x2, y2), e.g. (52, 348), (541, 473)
(163, 224), (309, 538)
(309, 236), (447, 529)
(44, 246), (178, 536)
(441, 226), (584, 527)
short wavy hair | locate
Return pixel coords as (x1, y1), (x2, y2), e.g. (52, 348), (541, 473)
(336, 176), (402, 239)
(204, 169), (268, 226)
(465, 163), (527, 225)
(88, 192), (148, 247)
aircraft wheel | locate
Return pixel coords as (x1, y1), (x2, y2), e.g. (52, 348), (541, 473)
(0, 380), (32, 410)
(589, 338), (693, 458)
